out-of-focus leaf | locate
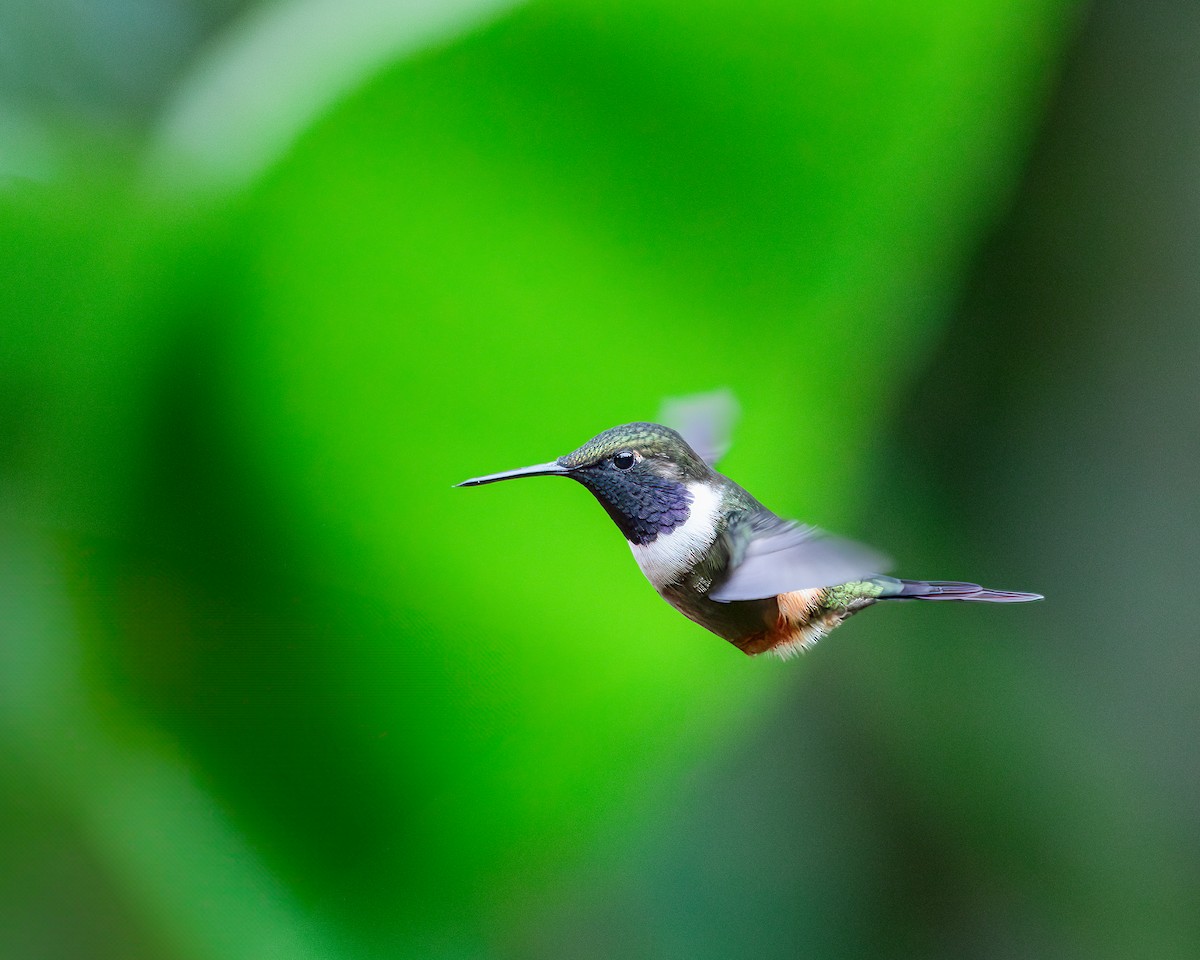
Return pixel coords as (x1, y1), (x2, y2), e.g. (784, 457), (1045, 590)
(0, 524), (353, 960)
(185, 0), (1077, 938)
(0, 0), (1099, 955)
(148, 0), (530, 193)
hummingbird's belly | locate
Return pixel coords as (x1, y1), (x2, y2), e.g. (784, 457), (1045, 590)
(661, 582), (850, 657)
(659, 583), (778, 652)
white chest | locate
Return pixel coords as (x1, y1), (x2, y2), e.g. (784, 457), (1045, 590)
(628, 482), (722, 590)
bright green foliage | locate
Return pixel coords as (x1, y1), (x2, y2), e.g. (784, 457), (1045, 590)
(212, 0), (1070, 936)
(14, 2), (1198, 960)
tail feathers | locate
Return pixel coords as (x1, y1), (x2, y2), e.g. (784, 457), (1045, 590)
(891, 579), (1043, 603)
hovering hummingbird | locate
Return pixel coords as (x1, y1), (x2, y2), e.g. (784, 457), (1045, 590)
(457, 397), (1041, 658)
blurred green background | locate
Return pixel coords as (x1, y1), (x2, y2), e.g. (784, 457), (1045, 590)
(1, 1), (1197, 957)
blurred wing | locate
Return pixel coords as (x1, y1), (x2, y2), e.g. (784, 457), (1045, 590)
(708, 518), (891, 602)
(658, 388), (739, 467)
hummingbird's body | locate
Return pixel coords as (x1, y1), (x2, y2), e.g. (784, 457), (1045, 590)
(616, 473), (853, 656)
(458, 419), (1040, 658)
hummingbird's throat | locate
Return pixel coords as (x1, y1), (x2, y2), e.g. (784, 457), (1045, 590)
(582, 472), (694, 546)
(628, 482), (722, 590)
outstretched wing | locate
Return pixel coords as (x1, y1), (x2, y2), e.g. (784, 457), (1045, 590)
(708, 514), (891, 602)
(658, 388), (739, 467)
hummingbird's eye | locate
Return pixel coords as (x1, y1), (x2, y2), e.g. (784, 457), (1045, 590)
(613, 451), (635, 470)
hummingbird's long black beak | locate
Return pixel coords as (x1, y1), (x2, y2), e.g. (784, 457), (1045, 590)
(455, 461), (571, 487)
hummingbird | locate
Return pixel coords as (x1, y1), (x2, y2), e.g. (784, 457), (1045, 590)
(457, 402), (1041, 658)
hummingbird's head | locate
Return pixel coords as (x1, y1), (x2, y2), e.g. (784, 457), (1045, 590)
(457, 421), (714, 545)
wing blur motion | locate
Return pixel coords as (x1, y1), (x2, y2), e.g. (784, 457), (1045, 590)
(658, 388), (739, 467)
(709, 519), (892, 602)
